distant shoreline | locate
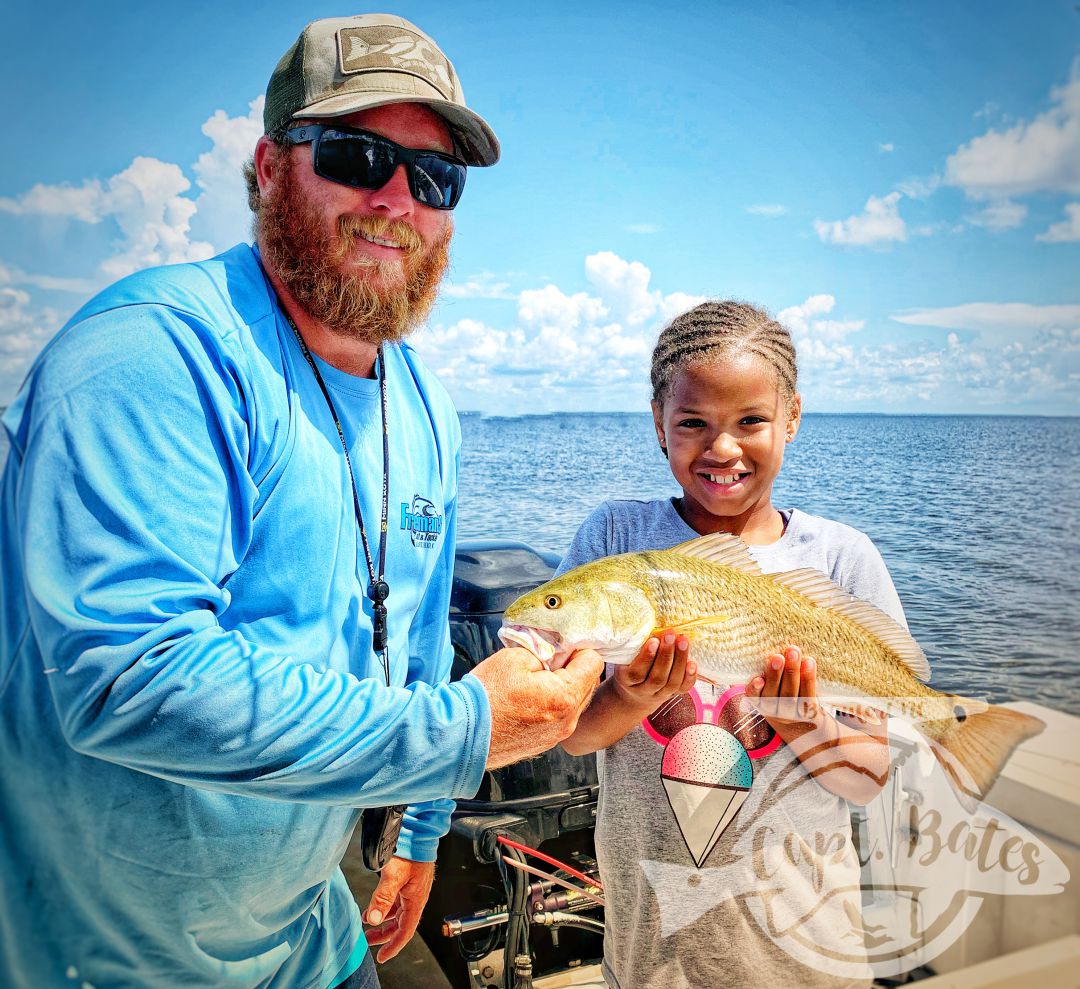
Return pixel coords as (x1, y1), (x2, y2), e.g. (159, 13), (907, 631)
(458, 410), (1080, 420)
(5, 405), (1077, 421)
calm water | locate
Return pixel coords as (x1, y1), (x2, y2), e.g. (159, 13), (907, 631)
(4, 413), (1079, 714)
(457, 413), (1080, 715)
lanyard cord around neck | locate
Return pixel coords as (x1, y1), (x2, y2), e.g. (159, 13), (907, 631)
(284, 315), (392, 685)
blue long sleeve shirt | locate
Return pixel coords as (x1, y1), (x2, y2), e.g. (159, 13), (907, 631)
(0, 245), (492, 988)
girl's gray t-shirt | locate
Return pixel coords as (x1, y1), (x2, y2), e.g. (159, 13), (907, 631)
(557, 498), (908, 989)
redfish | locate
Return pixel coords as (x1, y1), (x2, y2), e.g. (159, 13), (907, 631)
(500, 532), (1043, 803)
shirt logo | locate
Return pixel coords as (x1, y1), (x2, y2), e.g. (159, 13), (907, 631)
(400, 495), (443, 548)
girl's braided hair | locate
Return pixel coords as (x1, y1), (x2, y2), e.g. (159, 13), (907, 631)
(650, 300), (798, 409)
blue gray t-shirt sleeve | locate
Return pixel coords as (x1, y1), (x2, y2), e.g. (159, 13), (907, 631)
(555, 503), (615, 575)
(835, 531), (908, 629)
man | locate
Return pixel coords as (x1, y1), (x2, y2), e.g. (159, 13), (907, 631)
(0, 14), (602, 989)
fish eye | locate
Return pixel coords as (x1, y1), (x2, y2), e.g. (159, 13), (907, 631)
(953, 704), (967, 723)
(544, 594), (561, 609)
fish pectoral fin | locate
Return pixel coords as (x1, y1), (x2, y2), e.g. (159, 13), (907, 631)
(656, 615), (731, 636)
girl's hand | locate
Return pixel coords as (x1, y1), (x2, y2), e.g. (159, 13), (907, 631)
(745, 644), (891, 805)
(745, 644), (823, 732)
(612, 632), (697, 713)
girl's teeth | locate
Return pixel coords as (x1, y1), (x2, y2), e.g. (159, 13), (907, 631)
(705, 473), (742, 484)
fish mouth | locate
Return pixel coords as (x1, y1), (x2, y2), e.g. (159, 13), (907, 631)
(498, 624), (567, 667)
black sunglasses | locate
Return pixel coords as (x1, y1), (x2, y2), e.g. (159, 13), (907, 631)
(283, 124), (467, 210)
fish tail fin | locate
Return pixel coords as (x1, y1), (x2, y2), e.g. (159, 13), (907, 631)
(923, 701), (1044, 809)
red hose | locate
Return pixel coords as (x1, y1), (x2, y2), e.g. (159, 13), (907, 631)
(495, 834), (605, 891)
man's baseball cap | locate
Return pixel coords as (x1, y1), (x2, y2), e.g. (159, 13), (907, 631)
(263, 14), (499, 166)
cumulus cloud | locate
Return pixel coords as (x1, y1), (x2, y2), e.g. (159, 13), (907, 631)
(745, 204), (788, 216)
(932, 320), (1080, 405)
(0, 98), (267, 397)
(584, 252), (661, 326)
(582, 252), (707, 329)
(0, 287), (63, 396)
(945, 66), (1080, 199)
(444, 272), (516, 300)
(414, 252), (706, 411)
(99, 157), (215, 278)
(878, 143), (895, 153)
(0, 97), (262, 290)
(0, 181), (108, 223)
(887, 303), (1080, 408)
(416, 267), (1079, 415)
(965, 199), (1028, 232)
(779, 295), (865, 343)
(776, 295), (863, 368)
(813, 192), (907, 248)
(626, 223), (660, 234)
(792, 299), (1080, 410)
(517, 282), (608, 331)
(0, 156), (215, 280)
(1037, 202), (1080, 243)
(189, 96), (265, 251)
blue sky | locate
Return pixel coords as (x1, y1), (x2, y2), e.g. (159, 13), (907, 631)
(2, 1), (1077, 414)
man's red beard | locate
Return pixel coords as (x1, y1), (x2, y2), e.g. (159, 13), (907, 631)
(257, 153), (452, 346)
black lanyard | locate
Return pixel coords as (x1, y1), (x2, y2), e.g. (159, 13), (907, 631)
(285, 315), (392, 685)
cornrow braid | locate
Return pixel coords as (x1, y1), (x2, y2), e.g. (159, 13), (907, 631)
(651, 300), (798, 408)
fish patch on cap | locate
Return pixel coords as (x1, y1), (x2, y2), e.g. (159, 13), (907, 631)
(337, 26), (456, 100)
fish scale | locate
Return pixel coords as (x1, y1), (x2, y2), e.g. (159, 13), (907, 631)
(637, 552), (938, 707)
(501, 533), (1045, 803)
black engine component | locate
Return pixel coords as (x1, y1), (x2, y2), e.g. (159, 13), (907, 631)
(417, 540), (603, 988)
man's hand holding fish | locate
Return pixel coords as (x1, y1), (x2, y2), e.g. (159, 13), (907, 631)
(469, 646), (605, 768)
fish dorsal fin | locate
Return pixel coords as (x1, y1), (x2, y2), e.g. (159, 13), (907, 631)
(668, 532), (762, 575)
(770, 568), (931, 681)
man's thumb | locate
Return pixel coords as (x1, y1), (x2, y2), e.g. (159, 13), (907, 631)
(365, 874), (400, 925)
(558, 649), (604, 692)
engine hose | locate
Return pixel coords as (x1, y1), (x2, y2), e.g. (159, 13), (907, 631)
(533, 911), (605, 935)
(497, 846), (530, 989)
(458, 922), (502, 963)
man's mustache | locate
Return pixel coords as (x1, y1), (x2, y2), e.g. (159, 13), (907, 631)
(337, 215), (425, 258)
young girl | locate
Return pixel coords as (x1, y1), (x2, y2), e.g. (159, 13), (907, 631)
(560, 301), (904, 989)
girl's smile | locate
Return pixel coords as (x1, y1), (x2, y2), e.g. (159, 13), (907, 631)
(699, 471), (751, 491)
(652, 354), (801, 544)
